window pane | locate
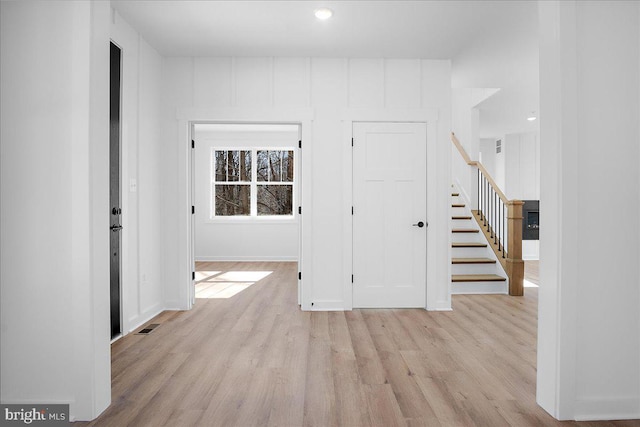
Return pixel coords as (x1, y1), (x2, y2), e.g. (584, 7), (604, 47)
(257, 150), (269, 182)
(227, 150), (239, 181)
(214, 151), (227, 182)
(257, 185), (293, 216)
(283, 150), (294, 182)
(240, 150), (251, 181)
(269, 151), (283, 182)
(215, 185), (250, 216)
(215, 150), (251, 183)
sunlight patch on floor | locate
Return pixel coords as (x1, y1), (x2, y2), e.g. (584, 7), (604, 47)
(215, 271), (272, 282)
(524, 278), (538, 288)
(195, 271), (222, 282)
(195, 271), (273, 298)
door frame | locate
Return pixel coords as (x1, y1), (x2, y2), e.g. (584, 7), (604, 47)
(342, 108), (441, 311)
(177, 107), (314, 310)
(109, 40), (124, 340)
(351, 121), (428, 308)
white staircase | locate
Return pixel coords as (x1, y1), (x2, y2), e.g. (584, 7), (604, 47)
(451, 187), (508, 294)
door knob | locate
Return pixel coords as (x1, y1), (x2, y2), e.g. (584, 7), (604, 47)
(412, 221), (425, 228)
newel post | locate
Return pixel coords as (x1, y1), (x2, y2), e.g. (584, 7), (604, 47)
(506, 200), (525, 296)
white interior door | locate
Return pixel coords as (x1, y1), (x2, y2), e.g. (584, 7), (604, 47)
(352, 122), (427, 308)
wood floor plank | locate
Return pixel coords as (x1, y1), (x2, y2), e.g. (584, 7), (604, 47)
(364, 384), (410, 427)
(345, 310), (387, 385)
(72, 261), (639, 427)
(302, 312), (338, 427)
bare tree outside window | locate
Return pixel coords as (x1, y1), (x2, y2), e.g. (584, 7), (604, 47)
(213, 150), (251, 216)
(212, 149), (294, 217)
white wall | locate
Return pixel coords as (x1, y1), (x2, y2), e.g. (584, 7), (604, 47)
(538, 0), (640, 420)
(193, 126), (299, 261)
(111, 10), (165, 334)
(503, 132), (540, 260)
(0, 1), (110, 420)
(161, 57), (452, 311)
(504, 132), (540, 200)
(479, 138), (497, 178)
(451, 0), (539, 139)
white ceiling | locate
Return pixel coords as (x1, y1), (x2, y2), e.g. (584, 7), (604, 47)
(112, 0), (539, 138)
(111, 0), (533, 59)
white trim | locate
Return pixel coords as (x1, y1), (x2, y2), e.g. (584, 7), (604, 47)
(210, 147), (296, 218)
(195, 256), (298, 262)
(163, 301), (189, 311)
(307, 300), (345, 311)
(574, 396), (640, 421)
(178, 107), (313, 312)
(177, 107), (314, 121)
(342, 108), (441, 311)
(451, 284), (508, 294)
(430, 306), (453, 312)
(341, 108), (438, 123)
(125, 303), (164, 334)
(202, 218), (297, 224)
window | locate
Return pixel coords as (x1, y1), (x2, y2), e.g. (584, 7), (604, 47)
(212, 149), (294, 218)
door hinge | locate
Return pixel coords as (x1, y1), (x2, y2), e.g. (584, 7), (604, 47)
(351, 137), (354, 147)
(298, 140), (302, 149)
(192, 205), (195, 214)
(352, 206), (354, 215)
(191, 140), (195, 149)
(192, 271), (195, 281)
(298, 272), (302, 280)
(351, 274), (354, 283)
(298, 206), (302, 215)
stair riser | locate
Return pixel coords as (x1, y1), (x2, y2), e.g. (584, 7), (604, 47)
(451, 206), (468, 215)
(451, 222), (473, 226)
(451, 281), (508, 294)
(451, 246), (494, 258)
(451, 233), (484, 243)
(451, 263), (499, 275)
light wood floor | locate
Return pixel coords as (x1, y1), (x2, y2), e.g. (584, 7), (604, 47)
(525, 260), (539, 285)
(75, 261), (639, 427)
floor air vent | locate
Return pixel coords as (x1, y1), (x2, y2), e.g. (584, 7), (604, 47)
(136, 323), (160, 335)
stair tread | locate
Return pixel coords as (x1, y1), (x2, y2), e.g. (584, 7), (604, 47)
(452, 274), (506, 282)
(452, 242), (488, 247)
(452, 228), (479, 233)
(451, 192), (459, 196)
(452, 258), (497, 264)
(452, 204), (465, 208)
(452, 216), (472, 220)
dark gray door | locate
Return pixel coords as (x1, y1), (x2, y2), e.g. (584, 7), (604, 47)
(110, 42), (122, 339)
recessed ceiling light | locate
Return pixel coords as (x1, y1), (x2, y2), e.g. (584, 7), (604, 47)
(315, 8), (333, 20)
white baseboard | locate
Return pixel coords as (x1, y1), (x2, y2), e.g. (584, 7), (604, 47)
(163, 300), (190, 311)
(575, 396), (640, 421)
(307, 300), (345, 311)
(427, 300), (453, 311)
(452, 281), (508, 294)
(195, 256), (298, 262)
(126, 303), (164, 334)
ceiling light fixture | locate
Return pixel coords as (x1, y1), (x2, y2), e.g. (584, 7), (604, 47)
(527, 112), (537, 121)
(315, 8), (333, 20)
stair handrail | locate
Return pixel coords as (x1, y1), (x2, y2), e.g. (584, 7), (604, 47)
(451, 132), (524, 296)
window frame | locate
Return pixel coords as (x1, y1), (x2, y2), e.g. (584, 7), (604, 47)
(210, 147), (296, 222)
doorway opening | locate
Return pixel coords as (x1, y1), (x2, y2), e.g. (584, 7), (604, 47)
(189, 123), (302, 305)
(109, 41), (123, 339)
